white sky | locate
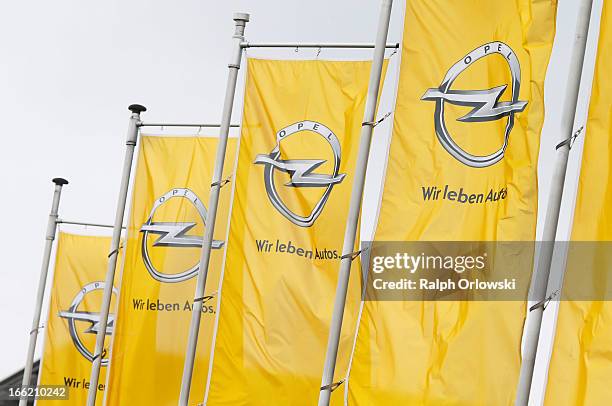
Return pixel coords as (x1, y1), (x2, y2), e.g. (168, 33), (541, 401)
(0, 1), (603, 405)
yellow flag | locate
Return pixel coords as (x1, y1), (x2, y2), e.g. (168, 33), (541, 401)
(206, 58), (378, 405)
(348, 1), (557, 405)
(38, 232), (114, 405)
(545, 2), (612, 404)
(106, 135), (236, 405)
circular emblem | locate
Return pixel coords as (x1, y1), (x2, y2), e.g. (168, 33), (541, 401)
(140, 188), (223, 283)
(422, 42), (527, 168)
(58, 281), (117, 365)
(254, 120), (346, 227)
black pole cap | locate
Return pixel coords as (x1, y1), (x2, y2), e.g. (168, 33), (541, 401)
(128, 104), (147, 114)
(52, 178), (69, 186)
(233, 12), (250, 22)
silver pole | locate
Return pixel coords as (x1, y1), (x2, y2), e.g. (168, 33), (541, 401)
(240, 42), (399, 49)
(86, 104), (145, 406)
(178, 13), (249, 406)
(19, 178), (68, 406)
(515, 0), (594, 404)
(318, 1), (393, 405)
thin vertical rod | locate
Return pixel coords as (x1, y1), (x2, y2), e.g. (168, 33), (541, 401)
(19, 178), (68, 406)
(515, 1), (594, 404)
(178, 12), (249, 406)
(318, 1), (393, 405)
(86, 104), (146, 406)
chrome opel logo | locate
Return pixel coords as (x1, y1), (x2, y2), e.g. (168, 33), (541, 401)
(254, 121), (346, 227)
(422, 42), (527, 168)
(58, 281), (116, 365)
(140, 188), (223, 283)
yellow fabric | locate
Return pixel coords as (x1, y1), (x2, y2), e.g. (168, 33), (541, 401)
(545, 2), (612, 404)
(106, 136), (236, 405)
(206, 58), (377, 405)
(348, 1), (557, 405)
(38, 232), (114, 406)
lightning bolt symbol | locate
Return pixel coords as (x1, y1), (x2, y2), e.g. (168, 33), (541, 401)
(254, 155), (346, 187)
(141, 222), (199, 247)
(58, 311), (115, 335)
(140, 222), (224, 249)
(422, 85), (527, 122)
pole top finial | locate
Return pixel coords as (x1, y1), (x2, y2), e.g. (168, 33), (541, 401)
(233, 12), (250, 22)
(128, 104), (147, 114)
(52, 178), (69, 186)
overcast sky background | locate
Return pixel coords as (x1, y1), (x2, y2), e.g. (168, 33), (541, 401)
(0, 1), (604, 404)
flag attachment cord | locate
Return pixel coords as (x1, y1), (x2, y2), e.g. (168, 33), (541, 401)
(194, 291), (218, 304)
(29, 325), (44, 335)
(362, 111), (392, 127)
(340, 248), (367, 262)
(211, 175), (232, 188)
(529, 289), (560, 312)
(106, 243), (124, 259)
(91, 349), (106, 361)
(320, 379), (345, 392)
(555, 126), (584, 150)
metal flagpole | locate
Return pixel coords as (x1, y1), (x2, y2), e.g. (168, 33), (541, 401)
(19, 178), (68, 406)
(515, 0), (594, 404)
(318, 1), (393, 405)
(178, 13), (249, 406)
(86, 104), (146, 406)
